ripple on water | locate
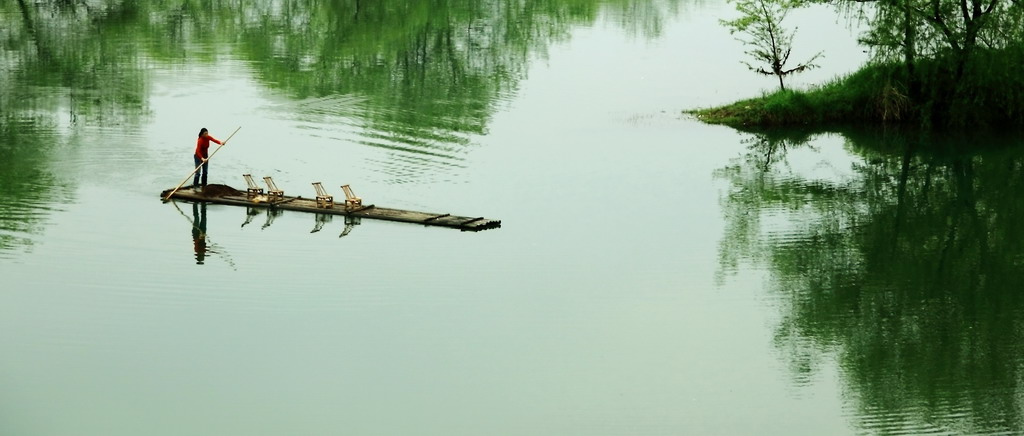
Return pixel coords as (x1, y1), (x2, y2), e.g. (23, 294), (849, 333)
(270, 94), (475, 185)
(0, 181), (70, 259)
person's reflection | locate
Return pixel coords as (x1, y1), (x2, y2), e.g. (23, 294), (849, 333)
(192, 202), (208, 265)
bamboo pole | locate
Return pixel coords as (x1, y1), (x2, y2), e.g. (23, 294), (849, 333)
(163, 126), (241, 201)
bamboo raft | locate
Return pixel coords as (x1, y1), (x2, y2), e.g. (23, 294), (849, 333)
(160, 181), (501, 232)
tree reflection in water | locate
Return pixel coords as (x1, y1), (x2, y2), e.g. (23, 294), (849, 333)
(716, 127), (1024, 434)
(0, 0), (681, 256)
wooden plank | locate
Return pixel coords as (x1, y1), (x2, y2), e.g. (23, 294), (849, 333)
(347, 205), (375, 213)
(423, 213), (451, 222)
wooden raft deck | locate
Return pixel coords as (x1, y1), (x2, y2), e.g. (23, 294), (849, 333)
(160, 184), (501, 232)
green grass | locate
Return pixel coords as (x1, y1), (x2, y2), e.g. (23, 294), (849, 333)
(688, 47), (1024, 130)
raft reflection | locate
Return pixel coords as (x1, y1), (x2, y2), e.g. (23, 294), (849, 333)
(311, 213), (330, 233)
(176, 201), (235, 269)
(240, 207), (283, 230)
(191, 202), (208, 265)
(313, 214), (361, 237)
(239, 207), (360, 237)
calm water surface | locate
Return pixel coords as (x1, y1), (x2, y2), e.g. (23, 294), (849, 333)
(2, 1), (1023, 435)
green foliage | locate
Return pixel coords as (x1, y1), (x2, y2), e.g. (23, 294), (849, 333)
(855, 0), (1024, 62)
(704, 0), (1024, 130)
(689, 45), (1024, 128)
(720, 0), (822, 90)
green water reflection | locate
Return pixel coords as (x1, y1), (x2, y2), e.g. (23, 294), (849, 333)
(3, 1), (149, 123)
(0, 122), (65, 257)
(3, 0), (677, 150)
(230, 0), (678, 153)
(0, 0), (680, 257)
(9, 0), (1024, 433)
(1, 0), (147, 257)
(717, 127), (1024, 434)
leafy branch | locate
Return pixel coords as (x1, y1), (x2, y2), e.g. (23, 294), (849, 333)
(721, 0), (824, 91)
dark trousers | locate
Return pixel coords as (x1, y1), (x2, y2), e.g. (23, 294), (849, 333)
(193, 155), (209, 186)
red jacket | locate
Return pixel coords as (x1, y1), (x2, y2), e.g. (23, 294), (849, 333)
(195, 135), (223, 159)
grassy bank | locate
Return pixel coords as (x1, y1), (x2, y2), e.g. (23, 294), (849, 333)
(688, 47), (1024, 130)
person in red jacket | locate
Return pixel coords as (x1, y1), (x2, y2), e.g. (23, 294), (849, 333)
(193, 127), (226, 188)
